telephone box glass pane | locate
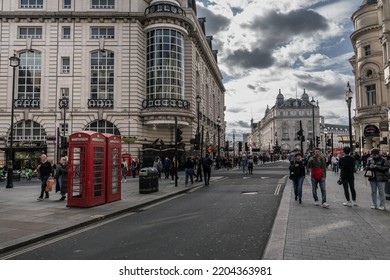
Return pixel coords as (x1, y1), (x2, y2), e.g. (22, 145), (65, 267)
(71, 146), (85, 197)
(93, 147), (104, 197)
(111, 148), (120, 194)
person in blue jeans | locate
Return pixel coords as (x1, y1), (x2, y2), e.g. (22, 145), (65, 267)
(366, 148), (388, 210)
(308, 148), (329, 208)
(289, 153), (306, 204)
(184, 156), (195, 187)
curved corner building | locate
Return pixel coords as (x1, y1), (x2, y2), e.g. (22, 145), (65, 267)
(0, 0), (225, 168)
(350, 0), (390, 153)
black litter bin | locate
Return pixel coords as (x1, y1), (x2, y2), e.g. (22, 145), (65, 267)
(139, 167), (159, 194)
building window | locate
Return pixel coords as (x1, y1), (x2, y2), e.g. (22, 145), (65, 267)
(364, 45), (371, 56)
(366, 84), (376, 106)
(91, 27), (115, 39)
(20, 0), (43, 8)
(85, 120), (120, 135)
(61, 57), (70, 73)
(12, 120), (46, 142)
(18, 27), (42, 39)
(63, 0), (71, 9)
(90, 50), (114, 99)
(18, 51), (41, 100)
(91, 0), (115, 9)
(62, 27), (71, 39)
(146, 28), (184, 100)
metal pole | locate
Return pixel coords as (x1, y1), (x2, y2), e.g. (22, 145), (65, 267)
(299, 120), (304, 156)
(217, 125), (220, 157)
(331, 132), (334, 155)
(312, 105), (315, 149)
(347, 100), (353, 153)
(6, 65), (17, 188)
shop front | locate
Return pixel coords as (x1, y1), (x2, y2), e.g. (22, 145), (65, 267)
(1, 141), (47, 171)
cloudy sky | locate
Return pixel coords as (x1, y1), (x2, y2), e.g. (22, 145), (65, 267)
(196, 0), (362, 141)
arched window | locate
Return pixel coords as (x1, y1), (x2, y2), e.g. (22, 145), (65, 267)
(8, 120), (46, 142)
(146, 28), (184, 100)
(84, 120), (120, 135)
(18, 50), (42, 100)
(90, 50), (114, 100)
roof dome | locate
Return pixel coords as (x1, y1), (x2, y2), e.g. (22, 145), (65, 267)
(301, 89), (309, 103)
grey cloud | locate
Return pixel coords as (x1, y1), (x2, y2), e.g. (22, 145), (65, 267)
(244, 9), (329, 38)
(225, 48), (275, 69)
(295, 73), (347, 100)
(227, 107), (245, 113)
(197, 5), (231, 35)
(247, 84), (269, 93)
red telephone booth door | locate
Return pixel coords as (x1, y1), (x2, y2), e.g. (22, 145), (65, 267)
(67, 131), (106, 207)
(103, 133), (121, 203)
(121, 153), (132, 176)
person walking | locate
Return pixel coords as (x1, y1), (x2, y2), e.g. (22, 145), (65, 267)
(163, 157), (171, 179)
(366, 148), (388, 210)
(248, 155), (254, 174)
(55, 157), (68, 201)
(202, 154), (213, 186)
(153, 156), (163, 178)
(35, 154), (53, 201)
(195, 155), (203, 182)
(289, 153), (306, 204)
(130, 159), (138, 178)
(170, 156), (179, 183)
(184, 156), (195, 187)
(338, 146), (357, 207)
(308, 148), (329, 208)
(242, 153), (248, 174)
(121, 158), (128, 182)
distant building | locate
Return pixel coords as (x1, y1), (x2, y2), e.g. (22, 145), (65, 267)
(250, 89), (320, 153)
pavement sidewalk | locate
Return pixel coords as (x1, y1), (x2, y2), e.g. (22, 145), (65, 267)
(264, 168), (390, 260)
(0, 172), (213, 254)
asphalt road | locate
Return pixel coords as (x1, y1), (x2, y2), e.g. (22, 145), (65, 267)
(7, 161), (289, 260)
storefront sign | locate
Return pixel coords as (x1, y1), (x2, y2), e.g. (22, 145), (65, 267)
(11, 141), (45, 148)
(379, 121), (389, 131)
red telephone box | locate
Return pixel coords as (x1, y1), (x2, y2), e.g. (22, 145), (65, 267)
(121, 153), (132, 176)
(103, 133), (121, 203)
(67, 131), (106, 207)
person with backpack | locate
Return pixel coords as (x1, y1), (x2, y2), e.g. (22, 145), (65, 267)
(289, 153), (306, 204)
(308, 148), (329, 208)
(202, 154), (213, 186)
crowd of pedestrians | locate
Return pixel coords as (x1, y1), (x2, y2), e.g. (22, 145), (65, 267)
(288, 146), (389, 211)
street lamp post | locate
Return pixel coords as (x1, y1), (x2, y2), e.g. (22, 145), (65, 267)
(311, 97), (316, 150)
(59, 97), (69, 157)
(6, 52), (20, 189)
(216, 116), (221, 158)
(346, 82), (353, 153)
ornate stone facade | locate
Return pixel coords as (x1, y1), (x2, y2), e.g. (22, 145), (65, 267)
(0, 0), (225, 168)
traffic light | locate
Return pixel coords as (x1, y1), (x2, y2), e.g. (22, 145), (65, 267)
(327, 139), (331, 146)
(60, 136), (68, 149)
(238, 141), (242, 152)
(362, 136), (366, 145)
(244, 142), (249, 152)
(296, 130), (305, 142)
(316, 136), (320, 147)
(193, 142), (199, 150)
(176, 128), (183, 143)
(355, 142), (360, 148)
(225, 141), (229, 151)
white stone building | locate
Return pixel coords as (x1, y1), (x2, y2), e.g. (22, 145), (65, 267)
(250, 90), (320, 154)
(0, 0), (225, 169)
(350, 0), (390, 153)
